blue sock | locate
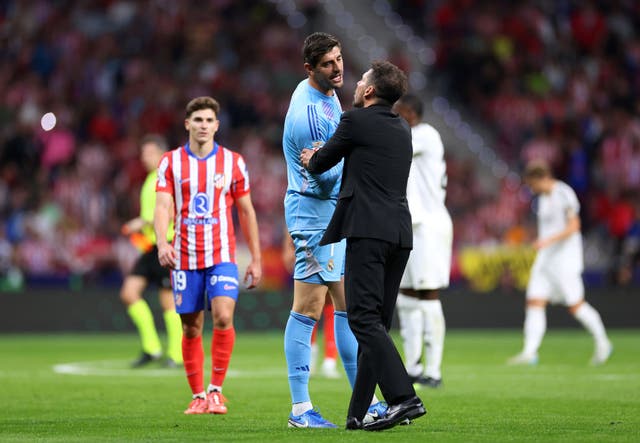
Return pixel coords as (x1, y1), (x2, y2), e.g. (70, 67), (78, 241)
(334, 310), (358, 388)
(284, 311), (316, 404)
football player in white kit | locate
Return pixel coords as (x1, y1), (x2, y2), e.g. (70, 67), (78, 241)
(509, 160), (612, 365)
(393, 94), (453, 388)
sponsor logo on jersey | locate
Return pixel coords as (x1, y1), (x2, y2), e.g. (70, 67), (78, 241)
(183, 217), (217, 226)
(217, 275), (239, 285)
(223, 284), (236, 291)
(190, 192), (210, 216)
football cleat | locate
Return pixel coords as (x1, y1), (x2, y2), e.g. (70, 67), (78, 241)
(184, 397), (208, 415)
(363, 401), (388, 424)
(414, 376), (442, 388)
(288, 408), (338, 428)
(131, 352), (161, 368)
(591, 340), (613, 366)
(207, 391), (228, 414)
(507, 352), (539, 366)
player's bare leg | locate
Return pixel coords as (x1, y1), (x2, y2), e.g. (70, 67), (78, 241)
(568, 300), (612, 365)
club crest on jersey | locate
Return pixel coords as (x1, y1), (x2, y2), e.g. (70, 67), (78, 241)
(210, 275), (218, 286)
(190, 192), (210, 216)
(214, 173), (227, 189)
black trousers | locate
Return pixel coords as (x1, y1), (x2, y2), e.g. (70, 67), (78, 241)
(344, 237), (415, 420)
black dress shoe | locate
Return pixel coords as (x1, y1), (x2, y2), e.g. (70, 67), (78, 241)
(363, 396), (426, 431)
(345, 416), (363, 430)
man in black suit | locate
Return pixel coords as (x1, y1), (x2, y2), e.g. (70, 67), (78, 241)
(301, 61), (426, 431)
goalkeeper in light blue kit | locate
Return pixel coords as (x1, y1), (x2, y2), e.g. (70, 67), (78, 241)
(282, 32), (386, 429)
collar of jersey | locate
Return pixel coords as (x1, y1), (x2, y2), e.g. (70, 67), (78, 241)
(184, 141), (219, 160)
(305, 79), (336, 102)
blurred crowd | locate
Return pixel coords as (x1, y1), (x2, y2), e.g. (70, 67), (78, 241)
(396, 0), (640, 284)
(0, 0), (326, 288)
(1, 0), (639, 289)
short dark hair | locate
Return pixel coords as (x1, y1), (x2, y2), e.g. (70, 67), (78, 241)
(303, 32), (341, 67)
(185, 96), (220, 119)
(523, 160), (552, 180)
(368, 61), (408, 106)
(396, 94), (423, 118)
(140, 133), (168, 152)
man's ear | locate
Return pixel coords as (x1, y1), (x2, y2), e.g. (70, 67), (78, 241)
(364, 85), (375, 100)
(304, 62), (313, 76)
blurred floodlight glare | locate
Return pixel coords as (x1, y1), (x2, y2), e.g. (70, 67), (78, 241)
(41, 112), (56, 131)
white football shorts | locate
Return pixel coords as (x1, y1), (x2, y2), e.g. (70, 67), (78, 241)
(526, 260), (584, 306)
(400, 212), (453, 290)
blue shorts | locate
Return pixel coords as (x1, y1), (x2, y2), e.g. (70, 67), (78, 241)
(291, 230), (345, 284)
(170, 262), (239, 314)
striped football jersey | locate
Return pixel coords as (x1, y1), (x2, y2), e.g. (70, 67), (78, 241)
(156, 142), (250, 269)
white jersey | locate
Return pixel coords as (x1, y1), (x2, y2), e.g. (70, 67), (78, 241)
(407, 123), (449, 225)
(400, 122), (453, 290)
(534, 180), (583, 273)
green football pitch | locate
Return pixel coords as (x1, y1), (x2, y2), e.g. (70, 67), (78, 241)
(0, 330), (638, 442)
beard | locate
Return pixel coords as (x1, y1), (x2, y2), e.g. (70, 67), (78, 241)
(313, 71), (342, 93)
(352, 90), (364, 108)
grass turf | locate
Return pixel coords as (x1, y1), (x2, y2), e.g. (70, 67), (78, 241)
(0, 330), (638, 442)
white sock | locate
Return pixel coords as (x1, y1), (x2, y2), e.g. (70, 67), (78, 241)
(397, 293), (424, 377)
(193, 391), (206, 399)
(422, 299), (445, 380)
(573, 302), (609, 345)
(207, 384), (222, 394)
(370, 394), (380, 406)
(292, 401), (313, 416)
(523, 306), (546, 356)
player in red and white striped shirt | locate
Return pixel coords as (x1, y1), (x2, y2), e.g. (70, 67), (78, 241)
(154, 96), (262, 415)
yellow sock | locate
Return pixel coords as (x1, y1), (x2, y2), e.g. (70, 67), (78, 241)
(127, 300), (162, 356)
(164, 309), (183, 363)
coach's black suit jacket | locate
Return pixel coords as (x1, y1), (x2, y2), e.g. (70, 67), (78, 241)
(307, 103), (417, 420)
(309, 104), (413, 248)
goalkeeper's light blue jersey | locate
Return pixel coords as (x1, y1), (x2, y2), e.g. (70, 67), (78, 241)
(283, 79), (343, 231)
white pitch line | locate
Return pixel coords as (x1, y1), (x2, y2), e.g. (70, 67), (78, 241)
(52, 360), (287, 378)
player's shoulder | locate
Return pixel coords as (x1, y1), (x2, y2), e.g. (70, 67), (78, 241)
(553, 180), (579, 202)
(289, 80), (316, 106)
(554, 180), (576, 194)
(413, 122), (442, 140)
(218, 144), (244, 161)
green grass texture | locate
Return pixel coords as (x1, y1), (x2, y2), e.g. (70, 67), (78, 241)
(0, 330), (638, 442)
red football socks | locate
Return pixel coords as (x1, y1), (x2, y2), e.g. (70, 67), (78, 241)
(182, 335), (204, 395)
(210, 327), (236, 387)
